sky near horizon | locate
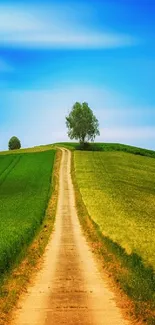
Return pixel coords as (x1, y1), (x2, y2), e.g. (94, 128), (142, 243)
(0, 0), (155, 150)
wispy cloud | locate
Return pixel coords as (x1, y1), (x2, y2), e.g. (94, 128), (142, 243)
(0, 5), (136, 49)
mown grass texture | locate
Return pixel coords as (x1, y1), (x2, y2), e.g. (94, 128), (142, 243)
(0, 150), (55, 277)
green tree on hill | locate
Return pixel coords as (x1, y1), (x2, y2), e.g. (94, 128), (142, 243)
(66, 102), (100, 145)
(8, 136), (21, 150)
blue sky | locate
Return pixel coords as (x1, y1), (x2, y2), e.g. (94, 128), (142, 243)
(0, 0), (155, 150)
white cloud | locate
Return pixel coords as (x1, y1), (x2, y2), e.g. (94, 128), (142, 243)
(2, 32), (134, 49)
(0, 5), (136, 49)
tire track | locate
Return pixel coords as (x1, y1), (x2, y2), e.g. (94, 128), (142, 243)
(0, 155), (21, 188)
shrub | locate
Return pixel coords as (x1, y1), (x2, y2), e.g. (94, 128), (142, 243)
(8, 136), (21, 150)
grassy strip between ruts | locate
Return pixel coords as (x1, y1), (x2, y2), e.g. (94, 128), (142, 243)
(0, 149), (61, 325)
(71, 152), (155, 325)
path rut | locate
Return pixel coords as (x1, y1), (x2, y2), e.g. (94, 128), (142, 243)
(12, 148), (129, 325)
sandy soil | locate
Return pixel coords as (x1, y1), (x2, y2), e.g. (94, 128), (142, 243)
(12, 148), (129, 325)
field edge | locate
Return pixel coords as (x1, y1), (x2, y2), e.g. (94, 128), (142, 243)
(71, 151), (155, 325)
(56, 142), (155, 159)
(0, 149), (62, 325)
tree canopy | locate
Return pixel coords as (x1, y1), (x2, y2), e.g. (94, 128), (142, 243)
(8, 136), (21, 150)
(66, 102), (100, 144)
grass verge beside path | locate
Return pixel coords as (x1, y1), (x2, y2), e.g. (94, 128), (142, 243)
(72, 151), (155, 325)
(0, 150), (61, 325)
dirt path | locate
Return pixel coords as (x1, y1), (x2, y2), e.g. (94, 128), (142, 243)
(12, 148), (129, 325)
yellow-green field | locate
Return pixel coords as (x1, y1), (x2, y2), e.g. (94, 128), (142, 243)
(74, 151), (155, 269)
(0, 144), (54, 155)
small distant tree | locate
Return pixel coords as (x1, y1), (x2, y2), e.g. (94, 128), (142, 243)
(66, 102), (100, 145)
(8, 136), (21, 150)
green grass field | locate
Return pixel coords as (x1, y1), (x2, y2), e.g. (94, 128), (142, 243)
(0, 149), (55, 276)
(74, 151), (155, 270)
